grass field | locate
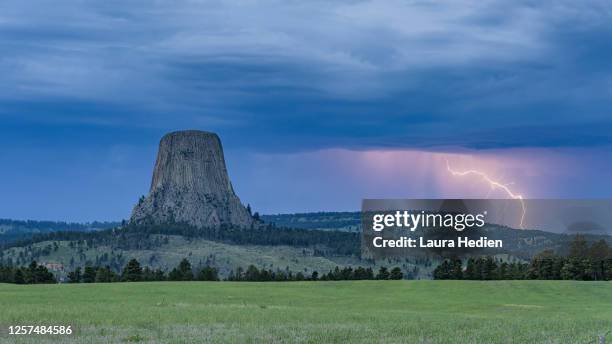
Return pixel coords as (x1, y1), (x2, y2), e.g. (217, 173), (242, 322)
(1, 281), (611, 343)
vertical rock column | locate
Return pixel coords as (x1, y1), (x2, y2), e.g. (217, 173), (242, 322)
(130, 130), (254, 228)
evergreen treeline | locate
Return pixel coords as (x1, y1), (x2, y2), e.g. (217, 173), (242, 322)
(320, 266), (404, 280)
(5, 222), (360, 256)
(434, 236), (612, 281)
(433, 257), (529, 280)
(0, 218), (118, 231)
(0, 219), (119, 245)
(65, 258), (220, 283)
(226, 265), (403, 281)
(0, 261), (56, 284)
(56, 259), (406, 284)
(261, 212), (360, 231)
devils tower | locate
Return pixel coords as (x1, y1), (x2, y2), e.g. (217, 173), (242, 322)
(130, 130), (254, 228)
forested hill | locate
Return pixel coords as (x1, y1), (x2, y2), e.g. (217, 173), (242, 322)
(1, 214), (611, 280)
(0, 219), (119, 244)
(261, 212), (612, 258)
(261, 212), (361, 231)
(2, 213), (611, 261)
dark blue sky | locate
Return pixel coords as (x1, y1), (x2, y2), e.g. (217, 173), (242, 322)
(1, 1), (612, 221)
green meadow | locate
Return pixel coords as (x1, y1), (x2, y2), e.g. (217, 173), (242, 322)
(1, 280), (611, 343)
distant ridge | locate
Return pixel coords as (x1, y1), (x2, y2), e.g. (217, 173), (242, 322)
(0, 218), (118, 245)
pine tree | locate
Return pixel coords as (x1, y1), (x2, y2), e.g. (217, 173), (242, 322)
(433, 260), (450, 280)
(588, 240), (609, 280)
(390, 267), (403, 280)
(604, 258), (612, 280)
(560, 258), (582, 280)
(197, 266), (219, 281)
(244, 265), (260, 281)
(376, 266), (390, 280)
(95, 266), (114, 283)
(451, 259), (463, 279)
(169, 258), (194, 281)
(480, 257), (497, 280)
(34, 265), (56, 284)
(154, 269), (166, 281)
(122, 259), (143, 282)
(82, 265), (97, 283)
(528, 250), (562, 280)
(67, 267), (82, 283)
(568, 234), (588, 259)
(498, 262), (509, 280)
(13, 269), (25, 284)
(464, 258), (477, 280)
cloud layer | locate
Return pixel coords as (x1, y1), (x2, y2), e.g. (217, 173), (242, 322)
(2, 1), (612, 150)
(1, 1), (612, 220)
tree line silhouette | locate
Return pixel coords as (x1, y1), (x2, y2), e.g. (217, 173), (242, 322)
(0, 261), (56, 284)
(226, 265), (403, 281)
(62, 259), (404, 283)
(434, 235), (612, 280)
(1, 257), (405, 284)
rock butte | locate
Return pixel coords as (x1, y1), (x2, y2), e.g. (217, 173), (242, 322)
(130, 130), (254, 228)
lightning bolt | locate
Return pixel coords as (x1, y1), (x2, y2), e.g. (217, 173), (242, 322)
(445, 159), (526, 229)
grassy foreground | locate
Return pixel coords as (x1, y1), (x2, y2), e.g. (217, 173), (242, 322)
(1, 281), (611, 343)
